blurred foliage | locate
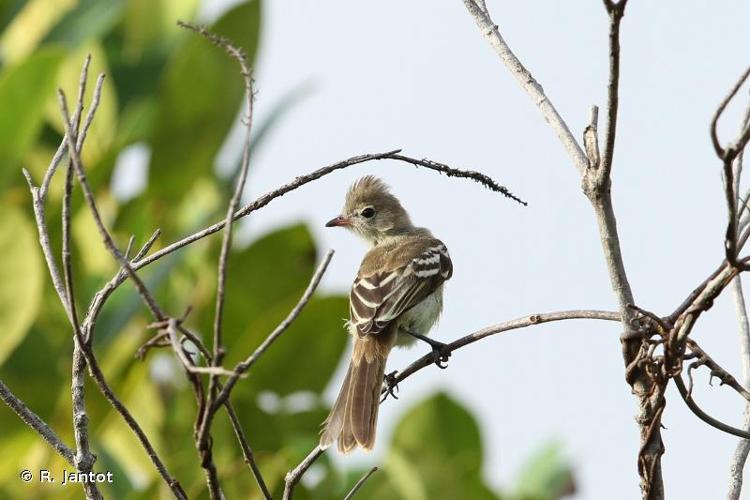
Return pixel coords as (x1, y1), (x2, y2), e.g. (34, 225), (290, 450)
(0, 1), (573, 499)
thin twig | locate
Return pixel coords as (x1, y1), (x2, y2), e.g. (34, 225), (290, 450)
(211, 250), (335, 412)
(58, 87), (166, 322)
(460, 0), (588, 174)
(82, 229), (161, 346)
(686, 339), (750, 402)
(56, 85), (186, 500)
(62, 55), (102, 500)
(122, 149), (523, 279)
(0, 379), (76, 465)
(165, 319), (239, 377)
(600, 0), (627, 179)
(711, 65), (750, 160)
(176, 22), (255, 500)
(674, 375), (750, 440)
(223, 400), (272, 500)
(344, 467), (379, 500)
(283, 446), (325, 500)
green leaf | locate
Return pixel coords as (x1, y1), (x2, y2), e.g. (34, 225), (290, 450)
(0, 0), (74, 63)
(0, 204), (43, 365)
(147, 0), (261, 205)
(0, 48), (64, 188)
(242, 295), (349, 396)
(196, 223), (316, 356)
(43, 0), (124, 48)
(192, 222), (348, 396)
(122, 0), (199, 62)
(386, 392), (499, 500)
(512, 442), (575, 500)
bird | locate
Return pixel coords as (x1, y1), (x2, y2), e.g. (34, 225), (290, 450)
(319, 175), (453, 453)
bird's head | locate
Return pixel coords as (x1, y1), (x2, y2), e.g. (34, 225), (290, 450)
(326, 175), (413, 244)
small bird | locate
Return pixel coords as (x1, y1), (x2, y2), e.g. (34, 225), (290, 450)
(320, 176), (453, 453)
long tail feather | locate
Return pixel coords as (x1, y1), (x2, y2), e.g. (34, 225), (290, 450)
(320, 331), (393, 453)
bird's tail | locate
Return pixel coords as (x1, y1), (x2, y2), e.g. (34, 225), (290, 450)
(320, 330), (395, 453)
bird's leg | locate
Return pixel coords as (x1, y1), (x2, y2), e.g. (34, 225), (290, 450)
(404, 330), (451, 369)
(381, 371), (400, 403)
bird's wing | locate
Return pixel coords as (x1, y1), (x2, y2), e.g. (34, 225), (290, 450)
(349, 239), (452, 337)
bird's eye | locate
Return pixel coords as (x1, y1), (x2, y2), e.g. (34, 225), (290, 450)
(361, 207), (375, 218)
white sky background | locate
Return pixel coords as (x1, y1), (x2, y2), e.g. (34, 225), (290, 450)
(190, 1), (750, 498)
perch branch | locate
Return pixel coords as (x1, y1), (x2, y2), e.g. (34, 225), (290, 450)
(283, 309), (620, 498)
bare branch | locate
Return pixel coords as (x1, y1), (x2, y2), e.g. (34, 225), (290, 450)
(58, 87), (166, 322)
(284, 309), (620, 495)
(55, 83), (186, 500)
(686, 339), (750, 402)
(283, 446), (325, 500)
(600, 0), (628, 179)
(223, 400), (272, 500)
(122, 149), (523, 280)
(165, 319), (240, 377)
(344, 466), (379, 500)
(461, 0), (588, 174)
(391, 310), (620, 388)
(674, 375), (750, 440)
(62, 55), (102, 500)
(584, 106), (601, 169)
(0, 379), (76, 465)
(22, 169), (71, 319)
(175, 23), (256, 499)
(729, 276), (750, 500)
(82, 229), (161, 346)
(711, 65), (750, 159)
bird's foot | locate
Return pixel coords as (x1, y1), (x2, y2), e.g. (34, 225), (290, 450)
(381, 371), (400, 403)
(430, 342), (451, 369)
(404, 329), (452, 369)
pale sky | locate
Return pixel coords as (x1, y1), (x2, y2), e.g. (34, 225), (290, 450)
(194, 1), (750, 498)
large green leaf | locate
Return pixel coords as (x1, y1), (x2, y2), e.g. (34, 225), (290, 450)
(0, 205), (43, 365)
(0, 48), (64, 189)
(122, 0), (199, 62)
(238, 295), (349, 396)
(0, 0), (73, 63)
(380, 392), (500, 500)
(191, 223), (348, 396)
(147, 0), (261, 204)
(196, 223), (316, 356)
(43, 0), (123, 48)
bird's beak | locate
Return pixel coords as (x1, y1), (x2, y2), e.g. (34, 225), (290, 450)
(325, 215), (351, 228)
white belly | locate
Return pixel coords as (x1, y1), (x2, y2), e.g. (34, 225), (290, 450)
(394, 286), (444, 347)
